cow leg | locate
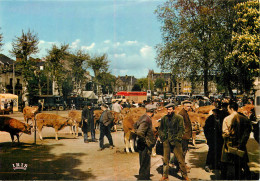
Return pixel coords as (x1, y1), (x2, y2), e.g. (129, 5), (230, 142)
(16, 134), (20, 143)
(114, 124), (117, 132)
(76, 125), (79, 137)
(55, 128), (59, 140)
(129, 138), (135, 153)
(124, 134), (130, 153)
(10, 134), (15, 143)
(37, 126), (43, 140)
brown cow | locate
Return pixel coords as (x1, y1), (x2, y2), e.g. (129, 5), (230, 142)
(0, 116), (32, 143)
(195, 105), (215, 114)
(23, 106), (39, 127)
(238, 104), (255, 118)
(35, 113), (73, 140)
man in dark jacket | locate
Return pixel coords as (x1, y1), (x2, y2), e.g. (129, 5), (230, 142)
(158, 103), (190, 181)
(221, 101), (252, 179)
(173, 100), (192, 172)
(203, 108), (223, 172)
(98, 104), (114, 151)
(133, 108), (156, 180)
(82, 103), (96, 143)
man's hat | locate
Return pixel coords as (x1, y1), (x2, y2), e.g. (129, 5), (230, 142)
(182, 100), (191, 105)
(101, 104), (108, 108)
(165, 103), (175, 109)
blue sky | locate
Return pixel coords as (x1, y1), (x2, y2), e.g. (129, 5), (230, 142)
(0, 0), (165, 78)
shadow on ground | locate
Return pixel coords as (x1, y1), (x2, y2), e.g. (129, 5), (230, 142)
(0, 142), (96, 180)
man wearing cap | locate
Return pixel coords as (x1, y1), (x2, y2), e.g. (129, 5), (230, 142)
(98, 104), (114, 151)
(173, 100), (192, 172)
(158, 103), (190, 181)
(82, 103), (96, 143)
(203, 108), (223, 172)
(133, 108), (156, 180)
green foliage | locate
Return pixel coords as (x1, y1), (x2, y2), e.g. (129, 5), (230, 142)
(97, 72), (116, 94)
(9, 29), (39, 83)
(225, 0), (259, 75)
(137, 78), (148, 90)
(45, 44), (70, 94)
(154, 77), (165, 89)
(132, 84), (142, 91)
(87, 53), (109, 79)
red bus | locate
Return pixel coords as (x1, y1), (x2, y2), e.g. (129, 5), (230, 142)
(113, 91), (147, 103)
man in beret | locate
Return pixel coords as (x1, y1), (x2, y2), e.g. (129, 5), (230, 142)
(133, 107), (156, 180)
(158, 103), (190, 181)
(98, 104), (114, 151)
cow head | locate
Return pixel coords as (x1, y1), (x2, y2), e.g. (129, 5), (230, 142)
(23, 124), (32, 135)
(66, 118), (74, 126)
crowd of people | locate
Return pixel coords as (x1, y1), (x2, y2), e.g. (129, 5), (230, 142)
(71, 95), (256, 180)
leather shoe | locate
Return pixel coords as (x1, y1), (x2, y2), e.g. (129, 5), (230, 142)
(97, 148), (104, 151)
(205, 165), (210, 172)
(84, 140), (89, 143)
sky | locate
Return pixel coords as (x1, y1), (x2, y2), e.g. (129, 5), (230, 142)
(0, 0), (166, 78)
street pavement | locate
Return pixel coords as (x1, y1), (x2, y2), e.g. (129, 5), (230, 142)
(0, 111), (259, 180)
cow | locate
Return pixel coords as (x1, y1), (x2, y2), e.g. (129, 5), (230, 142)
(110, 111), (124, 132)
(68, 110), (82, 137)
(195, 105), (215, 114)
(238, 104), (255, 118)
(35, 113), (73, 140)
(0, 116), (32, 143)
(122, 107), (164, 153)
(23, 106), (39, 127)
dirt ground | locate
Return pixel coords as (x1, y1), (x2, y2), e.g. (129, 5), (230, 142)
(0, 111), (259, 180)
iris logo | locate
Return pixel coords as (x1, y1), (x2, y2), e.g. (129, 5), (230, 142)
(12, 163), (28, 170)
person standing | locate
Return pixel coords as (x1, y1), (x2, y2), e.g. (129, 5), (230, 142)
(221, 101), (252, 179)
(158, 103), (190, 181)
(173, 100), (192, 172)
(98, 104), (114, 151)
(112, 100), (122, 113)
(203, 109), (223, 172)
(82, 103), (96, 143)
(133, 108), (156, 180)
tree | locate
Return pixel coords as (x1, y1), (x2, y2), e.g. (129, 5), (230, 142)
(154, 77), (165, 90)
(87, 53), (109, 80)
(68, 50), (90, 95)
(225, 0), (259, 94)
(132, 84), (142, 91)
(10, 29), (39, 83)
(137, 78), (149, 91)
(155, 0), (249, 96)
(97, 72), (116, 94)
(45, 44), (70, 95)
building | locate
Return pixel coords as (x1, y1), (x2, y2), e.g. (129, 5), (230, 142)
(147, 70), (174, 93)
(114, 75), (137, 92)
(147, 69), (218, 95)
(0, 54), (23, 96)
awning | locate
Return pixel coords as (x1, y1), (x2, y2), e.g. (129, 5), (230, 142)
(82, 91), (98, 99)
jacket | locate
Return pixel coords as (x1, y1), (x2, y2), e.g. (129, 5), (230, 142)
(100, 110), (113, 127)
(158, 113), (185, 145)
(134, 114), (156, 149)
(178, 108), (192, 140)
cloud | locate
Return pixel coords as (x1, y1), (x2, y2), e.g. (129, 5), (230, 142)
(140, 45), (154, 57)
(124, 40), (138, 45)
(104, 40), (111, 44)
(81, 43), (95, 51)
(70, 39), (80, 49)
(114, 53), (126, 58)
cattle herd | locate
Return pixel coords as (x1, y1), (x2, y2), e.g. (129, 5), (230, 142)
(0, 104), (255, 153)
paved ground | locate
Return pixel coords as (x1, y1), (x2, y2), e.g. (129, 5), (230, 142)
(0, 111), (259, 180)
